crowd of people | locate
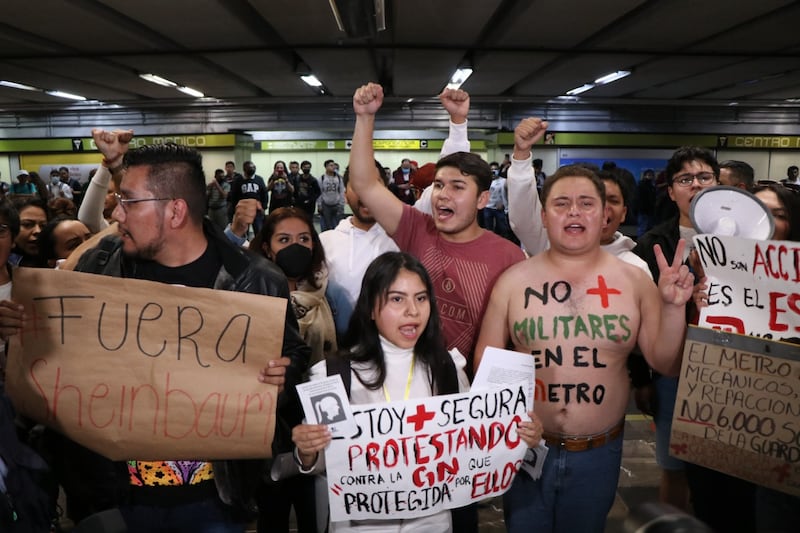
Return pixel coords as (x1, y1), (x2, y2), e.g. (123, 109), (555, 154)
(0, 84), (797, 533)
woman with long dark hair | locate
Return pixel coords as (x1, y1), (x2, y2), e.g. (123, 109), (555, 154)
(292, 252), (542, 532)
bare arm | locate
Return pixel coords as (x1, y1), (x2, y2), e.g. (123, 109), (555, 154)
(80, 129), (133, 232)
(473, 273), (513, 372)
(508, 118), (549, 256)
(637, 239), (694, 376)
(349, 83), (404, 236)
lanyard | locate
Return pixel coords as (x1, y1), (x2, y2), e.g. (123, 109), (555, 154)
(383, 354), (415, 402)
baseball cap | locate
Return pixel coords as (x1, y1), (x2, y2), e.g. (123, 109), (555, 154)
(17, 169), (29, 177)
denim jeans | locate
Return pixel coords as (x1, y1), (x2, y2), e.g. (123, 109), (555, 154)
(483, 208), (510, 238)
(653, 374), (685, 471)
(503, 432), (623, 533)
(119, 498), (245, 533)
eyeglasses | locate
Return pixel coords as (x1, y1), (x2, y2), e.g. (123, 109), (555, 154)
(114, 193), (172, 213)
(672, 172), (717, 187)
(0, 224), (9, 237)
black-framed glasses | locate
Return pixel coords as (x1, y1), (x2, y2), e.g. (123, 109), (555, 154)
(672, 172), (717, 187)
(0, 224), (9, 237)
(114, 193), (172, 213)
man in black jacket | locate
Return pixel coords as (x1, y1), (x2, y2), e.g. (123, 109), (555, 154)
(3, 143), (310, 532)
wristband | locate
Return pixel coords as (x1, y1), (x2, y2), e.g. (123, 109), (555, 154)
(102, 157), (124, 174)
(293, 447), (318, 473)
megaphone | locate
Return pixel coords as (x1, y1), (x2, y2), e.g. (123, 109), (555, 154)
(689, 185), (775, 239)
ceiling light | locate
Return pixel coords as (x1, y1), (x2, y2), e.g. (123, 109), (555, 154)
(0, 80), (40, 91)
(139, 73), (178, 87)
(177, 86), (205, 98)
(447, 68), (473, 90)
(594, 70), (631, 85)
(46, 90), (86, 101)
(565, 83), (595, 96)
(300, 75), (323, 87)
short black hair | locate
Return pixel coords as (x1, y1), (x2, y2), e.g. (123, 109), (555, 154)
(343, 159), (387, 188)
(0, 199), (20, 240)
(123, 143), (206, 224)
(599, 170), (630, 207)
(436, 152), (492, 192)
(719, 160), (755, 190)
(665, 146), (719, 184)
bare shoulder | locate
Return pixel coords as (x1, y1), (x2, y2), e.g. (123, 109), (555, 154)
(494, 255), (545, 287)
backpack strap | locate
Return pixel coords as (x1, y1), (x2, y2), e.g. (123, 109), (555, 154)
(326, 354), (351, 400)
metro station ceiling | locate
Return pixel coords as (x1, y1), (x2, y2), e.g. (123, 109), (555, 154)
(1, 0), (799, 112)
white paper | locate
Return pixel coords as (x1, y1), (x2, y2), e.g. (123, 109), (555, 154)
(521, 441), (548, 480)
(472, 346), (536, 411)
(296, 375), (358, 438)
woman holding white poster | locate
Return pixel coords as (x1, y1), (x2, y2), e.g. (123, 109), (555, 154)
(292, 252), (544, 532)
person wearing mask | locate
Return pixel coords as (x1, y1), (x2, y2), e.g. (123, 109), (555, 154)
(293, 161), (321, 218)
(249, 207), (348, 533)
(229, 161), (268, 235)
(390, 158), (416, 205)
(267, 161), (295, 213)
(207, 168), (230, 229)
(318, 160), (345, 232)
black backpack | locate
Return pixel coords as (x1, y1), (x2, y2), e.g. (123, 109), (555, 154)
(0, 382), (59, 532)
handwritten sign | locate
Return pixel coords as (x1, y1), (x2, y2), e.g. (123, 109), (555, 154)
(6, 267), (287, 461)
(671, 326), (800, 496)
(693, 234), (799, 339)
(325, 386), (529, 522)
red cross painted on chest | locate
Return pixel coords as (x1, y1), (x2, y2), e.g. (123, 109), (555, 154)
(586, 275), (621, 308)
(406, 403), (436, 432)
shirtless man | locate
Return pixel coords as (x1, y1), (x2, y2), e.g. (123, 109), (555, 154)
(475, 160), (693, 532)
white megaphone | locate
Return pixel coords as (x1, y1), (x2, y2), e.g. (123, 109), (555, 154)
(689, 185), (775, 239)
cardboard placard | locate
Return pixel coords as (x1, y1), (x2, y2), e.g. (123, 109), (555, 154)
(7, 267), (287, 461)
(671, 326), (800, 496)
(326, 385), (529, 522)
(694, 234), (799, 340)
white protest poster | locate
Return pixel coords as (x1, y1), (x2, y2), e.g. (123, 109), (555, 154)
(472, 346), (535, 411)
(325, 385), (529, 522)
(692, 234), (799, 339)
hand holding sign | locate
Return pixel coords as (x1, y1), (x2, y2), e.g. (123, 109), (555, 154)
(292, 424), (332, 469)
(0, 300), (24, 342)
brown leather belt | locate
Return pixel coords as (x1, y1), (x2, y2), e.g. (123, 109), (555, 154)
(542, 419), (624, 452)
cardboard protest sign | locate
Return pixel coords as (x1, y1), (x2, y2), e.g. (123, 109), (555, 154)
(325, 385), (529, 522)
(693, 234), (799, 339)
(7, 267), (287, 461)
(671, 326), (800, 496)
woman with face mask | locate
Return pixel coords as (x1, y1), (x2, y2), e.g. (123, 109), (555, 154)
(249, 207), (350, 533)
(250, 207), (350, 367)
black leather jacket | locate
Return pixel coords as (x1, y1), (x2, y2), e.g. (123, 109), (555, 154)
(65, 219), (310, 519)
